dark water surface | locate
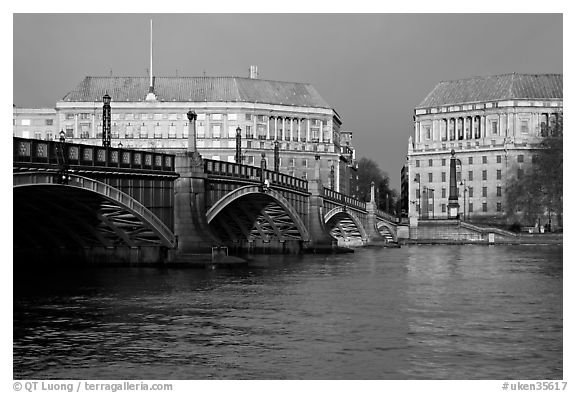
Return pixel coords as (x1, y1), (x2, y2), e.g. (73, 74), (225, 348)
(13, 245), (562, 379)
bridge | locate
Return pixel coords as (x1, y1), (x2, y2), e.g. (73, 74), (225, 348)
(13, 137), (399, 265)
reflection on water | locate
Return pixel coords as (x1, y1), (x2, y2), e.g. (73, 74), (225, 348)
(13, 245), (562, 379)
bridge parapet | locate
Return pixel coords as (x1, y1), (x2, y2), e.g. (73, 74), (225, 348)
(375, 209), (398, 224)
(322, 187), (366, 211)
(204, 159), (308, 193)
(14, 137), (175, 173)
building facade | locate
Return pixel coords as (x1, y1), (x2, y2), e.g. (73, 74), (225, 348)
(403, 73), (562, 225)
(14, 70), (356, 194)
(12, 107), (58, 141)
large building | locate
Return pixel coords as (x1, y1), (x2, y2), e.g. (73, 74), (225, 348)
(13, 67), (357, 194)
(403, 73), (562, 225)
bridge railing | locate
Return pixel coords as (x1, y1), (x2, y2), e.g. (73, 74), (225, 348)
(14, 137), (176, 173)
(322, 187), (366, 211)
(204, 159), (308, 193)
(375, 209), (399, 223)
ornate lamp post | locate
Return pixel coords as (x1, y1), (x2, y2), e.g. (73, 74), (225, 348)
(59, 129), (66, 143)
(235, 126), (242, 163)
(102, 93), (112, 147)
(330, 163), (335, 190)
(274, 140), (280, 172)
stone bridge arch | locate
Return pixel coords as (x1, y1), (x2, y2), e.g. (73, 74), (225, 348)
(206, 185), (310, 245)
(13, 172), (177, 254)
(375, 219), (398, 242)
(324, 207), (368, 247)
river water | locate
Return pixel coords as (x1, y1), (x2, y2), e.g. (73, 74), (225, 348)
(13, 245), (562, 380)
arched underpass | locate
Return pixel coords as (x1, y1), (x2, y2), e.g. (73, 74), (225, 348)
(207, 187), (309, 254)
(14, 173), (176, 265)
(325, 210), (368, 247)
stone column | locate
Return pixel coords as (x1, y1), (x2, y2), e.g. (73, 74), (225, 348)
(266, 116), (271, 140)
(448, 149), (460, 219)
(306, 118), (311, 142)
(297, 119), (301, 142)
(187, 110), (197, 152)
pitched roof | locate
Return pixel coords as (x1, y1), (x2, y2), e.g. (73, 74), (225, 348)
(417, 73), (563, 108)
(61, 76), (332, 109)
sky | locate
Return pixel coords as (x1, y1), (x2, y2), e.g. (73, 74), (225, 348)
(12, 13), (563, 190)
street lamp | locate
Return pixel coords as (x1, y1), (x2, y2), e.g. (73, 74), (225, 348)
(118, 142), (123, 149)
(274, 140), (280, 172)
(428, 187), (435, 219)
(460, 181), (469, 221)
(102, 93), (112, 147)
(235, 126), (242, 163)
(59, 129), (66, 143)
(330, 163), (335, 190)
(414, 176), (421, 219)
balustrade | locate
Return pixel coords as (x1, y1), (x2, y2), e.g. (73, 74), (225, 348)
(13, 137), (175, 173)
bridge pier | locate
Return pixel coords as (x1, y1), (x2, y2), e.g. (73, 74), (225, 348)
(172, 151), (220, 262)
(303, 156), (339, 253)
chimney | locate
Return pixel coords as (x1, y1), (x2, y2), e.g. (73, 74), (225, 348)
(249, 65), (258, 79)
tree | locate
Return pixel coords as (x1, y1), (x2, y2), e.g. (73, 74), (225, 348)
(505, 113), (562, 228)
(356, 157), (398, 214)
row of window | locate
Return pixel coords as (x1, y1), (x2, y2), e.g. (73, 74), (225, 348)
(415, 167), (524, 183)
(65, 112), (327, 124)
(416, 185), (503, 199)
(416, 154), (527, 167)
(417, 202), (502, 213)
(17, 119), (54, 126)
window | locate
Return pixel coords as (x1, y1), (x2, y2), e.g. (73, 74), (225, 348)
(497, 155), (502, 163)
(302, 158), (308, 167)
(442, 158), (446, 166)
(441, 172), (446, 182)
(482, 170), (487, 180)
(496, 202), (502, 212)
(482, 187), (487, 197)
(441, 188), (446, 198)
(21, 119), (31, 126)
(497, 186), (502, 197)
(468, 171), (473, 181)
(482, 156), (487, 164)
(66, 114), (74, 120)
(246, 156), (255, 165)
(246, 125), (253, 139)
(153, 113), (162, 120)
(521, 120), (529, 134)
(496, 170), (502, 180)
(468, 157), (473, 165)
(483, 202), (488, 212)
(289, 158), (295, 167)
(65, 126), (74, 138)
(469, 203), (473, 213)
(302, 172), (308, 180)
(197, 123), (205, 138)
(518, 155), (524, 163)
(45, 119), (54, 126)
(425, 126), (431, 140)
(34, 132), (42, 139)
(45, 132), (53, 140)
(228, 125), (237, 138)
(491, 121), (498, 134)
(212, 124), (221, 138)
(441, 204), (446, 213)
(429, 159), (433, 167)
(416, 160), (420, 168)
(469, 187), (474, 197)
(428, 173), (433, 182)
(211, 113), (222, 121)
(245, 114), (253, 121)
